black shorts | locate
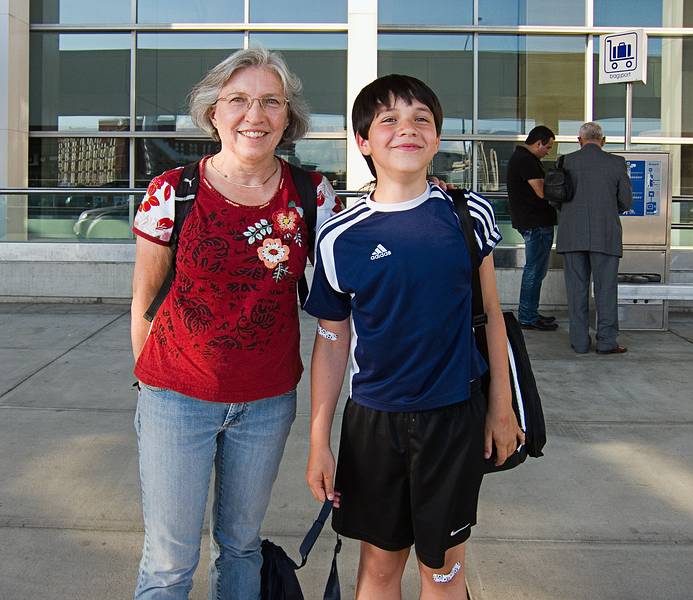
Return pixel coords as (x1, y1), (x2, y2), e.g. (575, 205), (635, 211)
(332, 381), (487, 569)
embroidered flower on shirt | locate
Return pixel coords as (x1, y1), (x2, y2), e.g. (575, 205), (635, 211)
(272, 209), (299, 234)
(257, 238), (290, 269)
(243, 219), (272, 244)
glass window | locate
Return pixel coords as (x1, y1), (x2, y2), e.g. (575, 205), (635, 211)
(378, 34), (473, 136)
(135, 138), (346, 190)
(249, 0), (346, 23)
(594, 38), (693, 138)
(30, 0), (130, 24)
(250, 33), (347, 133)
(430, 141), (473, 189)
(136, 34), (243, 133)
(137, 0), (243, 23)
(135, 138), (220, 186)
(378, 0), (473, 25)
(478, 36), (585, 136)
(276, 140), (347, 190)
(478, 0), (584, 26)
(26, 138), (131, 241)
(30, 33), (130, 131)
(594, 0), (663, 27)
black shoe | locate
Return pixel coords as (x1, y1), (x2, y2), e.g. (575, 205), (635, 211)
(520, 320), (558, 331)
(537, 313), (556, 323)
(596, 345), (628, 355)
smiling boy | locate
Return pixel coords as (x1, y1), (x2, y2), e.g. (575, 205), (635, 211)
(304, 75), (523, 599)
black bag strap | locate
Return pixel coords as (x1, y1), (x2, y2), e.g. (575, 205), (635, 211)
(447, 189), (487, 328)
(296, 499), (341, 599)
(287, 163), (318, 309)
(144, 161), (200, 322)
(556, 154), (565, 169)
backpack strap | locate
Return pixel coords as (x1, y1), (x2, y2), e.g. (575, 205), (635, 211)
(143, 161), (200, 322)
(447, 188), (487, 328)
(288, 163), (318, 309)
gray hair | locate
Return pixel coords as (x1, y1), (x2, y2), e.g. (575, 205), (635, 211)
(189, 47), (310, 145)
(579, 121), (604, 142)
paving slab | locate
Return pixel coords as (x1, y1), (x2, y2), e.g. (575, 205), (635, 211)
(467, 541), (693, 600)
(476, 423), (693, 542)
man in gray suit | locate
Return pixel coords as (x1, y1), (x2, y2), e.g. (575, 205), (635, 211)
(557, 122), (632, 354)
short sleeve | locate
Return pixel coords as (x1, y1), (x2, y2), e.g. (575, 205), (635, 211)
(304, 236), (351, 322)
(521, 152), (544, 181)
(314, 175), (343, 232)
(466, 190), (502, 261)
(132, 171), (179, 246)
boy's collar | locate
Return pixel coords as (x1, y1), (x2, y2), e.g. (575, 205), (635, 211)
(364, 183), (432, 212)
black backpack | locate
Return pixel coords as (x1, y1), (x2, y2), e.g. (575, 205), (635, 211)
(144, 159), (318, 322)
(543, 155), (573, 208)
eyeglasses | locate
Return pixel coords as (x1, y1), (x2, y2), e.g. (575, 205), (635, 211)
(213, 93), (289, 113)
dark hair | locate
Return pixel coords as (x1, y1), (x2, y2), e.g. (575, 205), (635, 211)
(352, 74), (443, 177)
(525, 125), (555, 146)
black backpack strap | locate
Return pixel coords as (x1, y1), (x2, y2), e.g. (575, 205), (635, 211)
(295, 499), (341, 599)
(143, 161), (200, 322)
(288, 162), (318, 309)
(447, 188), (487, 328)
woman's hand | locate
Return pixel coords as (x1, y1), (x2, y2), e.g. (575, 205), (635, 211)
(484, 390), (525, 466)
(306, 444), (341, 508)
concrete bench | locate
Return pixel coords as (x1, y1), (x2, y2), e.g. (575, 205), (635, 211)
(618, 284), (693, 301)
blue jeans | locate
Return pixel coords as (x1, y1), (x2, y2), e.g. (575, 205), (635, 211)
(518, 226), (554, 324)
(133, 385), (297, 600)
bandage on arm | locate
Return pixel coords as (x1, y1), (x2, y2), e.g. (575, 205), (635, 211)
(317, 324), (338, 341)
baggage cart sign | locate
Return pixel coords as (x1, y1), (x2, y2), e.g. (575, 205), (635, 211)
(599, 30), (647, 84)
(623, 159), (661, 217)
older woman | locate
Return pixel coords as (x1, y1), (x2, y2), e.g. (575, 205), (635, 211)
(130, 48), (340, 599)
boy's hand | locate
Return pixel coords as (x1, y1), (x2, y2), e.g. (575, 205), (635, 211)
(484, 401), (525, 466)
(306, 445), (341, 508)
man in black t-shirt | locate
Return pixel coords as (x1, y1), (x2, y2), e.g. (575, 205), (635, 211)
(507, 125), (557, 331)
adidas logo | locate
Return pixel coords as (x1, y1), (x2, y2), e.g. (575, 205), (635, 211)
(370, 244), (392, 261)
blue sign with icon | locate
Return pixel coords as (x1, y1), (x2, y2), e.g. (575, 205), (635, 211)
(623, 159), (661, 216)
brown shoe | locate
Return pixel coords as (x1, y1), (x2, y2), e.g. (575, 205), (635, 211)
(596, 345), (628, 354)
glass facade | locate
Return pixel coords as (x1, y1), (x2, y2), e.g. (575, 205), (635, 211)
(9, 0), (693, 246)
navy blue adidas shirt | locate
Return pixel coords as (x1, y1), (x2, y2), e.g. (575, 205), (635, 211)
(305, 184), (502, 412)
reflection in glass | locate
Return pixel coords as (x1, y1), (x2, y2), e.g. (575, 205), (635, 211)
(30, 0), (130, 24)
(250, 34), (347, 133)
(378, 0), (472, 25)
(137, 0), (243, 23)
(430, 142), (473, 189)
(378, 35), (473, 135)
(136, 34), (243, 132)
(478, 36), (584, 136)
(276, 140), (347, 190)
(479, 0), (584, 26)
(26, 138), (131, 241)
(594, 0), (663, 27)
(249, 0), (346, 23)
(30, 33), (130, 131)
(135, 138), (220, 186)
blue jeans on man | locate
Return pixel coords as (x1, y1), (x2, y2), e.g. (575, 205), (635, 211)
(518, 226), (554, 325)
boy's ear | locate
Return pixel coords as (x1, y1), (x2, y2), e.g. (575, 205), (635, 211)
(355, 132), (371, 156)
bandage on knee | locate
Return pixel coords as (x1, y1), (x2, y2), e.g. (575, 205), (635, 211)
(432, 561), (461, 583)
(317, 325), (338, 341)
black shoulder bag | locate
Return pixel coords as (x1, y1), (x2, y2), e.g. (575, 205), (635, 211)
(143, 160), (319, 322)
(447, 189), (547, 473)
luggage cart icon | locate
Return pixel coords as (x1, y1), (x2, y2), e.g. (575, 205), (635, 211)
(605, 34), (637, 72)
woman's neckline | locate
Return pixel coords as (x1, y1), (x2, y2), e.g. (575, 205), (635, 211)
(200, 155), (285, 210)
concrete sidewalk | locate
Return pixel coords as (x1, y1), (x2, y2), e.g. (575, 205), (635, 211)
(1, 303), (692, 600)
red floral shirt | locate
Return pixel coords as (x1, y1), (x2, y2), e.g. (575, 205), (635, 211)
(133, 157), (342, 402)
